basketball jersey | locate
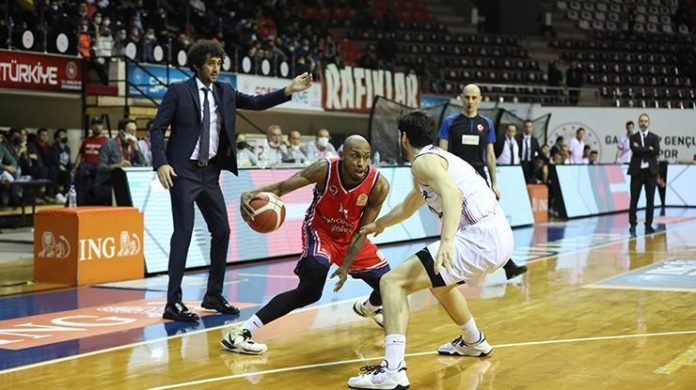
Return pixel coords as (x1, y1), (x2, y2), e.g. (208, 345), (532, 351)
(414, 145), (498, 227)
(305, 157), (379, 244)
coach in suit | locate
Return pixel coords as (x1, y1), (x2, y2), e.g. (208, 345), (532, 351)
(516, 119), (542, 183)
(628, 113), (660, 236)
(151, 40), (312, 321)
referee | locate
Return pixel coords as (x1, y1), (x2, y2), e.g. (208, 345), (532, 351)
(437, 83), (527, 280)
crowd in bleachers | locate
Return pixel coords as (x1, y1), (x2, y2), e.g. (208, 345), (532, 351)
(0, 120), (345, 209)
(1, 0), (694, 106)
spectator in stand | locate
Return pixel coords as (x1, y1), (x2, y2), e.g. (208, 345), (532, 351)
(256, 125), (290, 166)
(589, 150), (599, 165)
(568, 128), (586, 164)
(0, 131), (17, 185)
(548, 61), (562, 96)
(358, 44), (379, 69)
(287, 130), (307, 164)
(517, 119), (542, 182)
(236, 133), (257, 167)
(495, 124), (519, 166)
(616, 121), (634, 164)
(35, 129), (51, 171)
(550, 135), (565, 157)
(582, 145), (592, 164)
(304, 128), (337, 162)
(550, 150), (565, 165)
(75, 117), (108, 205)
(566, 61), (584, 105)
(541, 144), (551, 162)
(94, 118), (145, 205)
(49, 128), (73, 204)
(531, 155), (549, 183)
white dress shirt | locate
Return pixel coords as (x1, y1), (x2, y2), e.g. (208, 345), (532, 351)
(190, 78), (220, 160)
(568, 137), (585, 164)
(640, 130), (649, 169)
(522, 134), (537, 162)
(497, 136), (519, 165)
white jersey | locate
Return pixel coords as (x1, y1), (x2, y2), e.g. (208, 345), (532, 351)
(414, 145), (498, 227)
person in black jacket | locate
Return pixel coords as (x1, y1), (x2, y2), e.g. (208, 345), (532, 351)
(150, 40), (312, 322)
(516, 120), (543, 183)
(628, 113), (660, 236)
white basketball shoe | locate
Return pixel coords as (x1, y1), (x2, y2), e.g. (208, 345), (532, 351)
(220, 326), (268, 355)
(353, 300), (384, 328)
(347, 360), (410, 390)
(437, 333), (492, 357)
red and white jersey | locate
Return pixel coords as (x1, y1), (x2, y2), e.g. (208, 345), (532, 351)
(414, 145), (498, 227)
(304, 157), (379, 245)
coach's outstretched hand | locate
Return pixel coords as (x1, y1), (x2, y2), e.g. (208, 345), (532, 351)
(359, 222), (384, 237)
(284, 72), (313, 96)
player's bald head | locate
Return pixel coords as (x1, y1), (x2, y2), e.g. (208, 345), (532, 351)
(343, 135), (370, 153)
(462, 84), (481, 96)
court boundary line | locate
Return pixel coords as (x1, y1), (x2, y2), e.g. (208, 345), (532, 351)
(147, 329), (696, 390)
(0, 295), (368, 375)
(584, 284), (696, 293)
(3, 219), (696, 375)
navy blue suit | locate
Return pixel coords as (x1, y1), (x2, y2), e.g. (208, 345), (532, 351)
(150, 77), (289, 303)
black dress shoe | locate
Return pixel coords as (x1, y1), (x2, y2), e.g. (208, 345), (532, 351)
(202, 293), (240, 315)
(163, 301), (200, 322)
(629, 226), (636, 236)
(645, 225), (656, 234)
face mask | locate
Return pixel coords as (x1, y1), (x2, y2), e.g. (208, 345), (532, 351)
(104, 19), (111, 26)
(290, 144), (300, 150)
(317, 137), (329, 148)
(237, 142), (249, 149)
(95, 17), (102, 24)
(60, 137), (68, 143)
(51, 4), (58, 10)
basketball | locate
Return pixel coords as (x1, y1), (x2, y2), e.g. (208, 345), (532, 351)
(247, 192), (286, 233)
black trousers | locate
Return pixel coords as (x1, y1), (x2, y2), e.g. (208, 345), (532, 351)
(167, 161), (230, 304)
(629, 169), (657, 227)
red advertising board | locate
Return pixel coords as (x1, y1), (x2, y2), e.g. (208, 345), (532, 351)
(0, 49), (82, 92)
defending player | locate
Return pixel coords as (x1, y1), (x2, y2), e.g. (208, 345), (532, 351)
(347, 111), (514, 389)
(221, 135), (391, 355)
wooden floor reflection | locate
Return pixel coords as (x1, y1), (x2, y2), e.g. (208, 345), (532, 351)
(3, 225), (696, 389)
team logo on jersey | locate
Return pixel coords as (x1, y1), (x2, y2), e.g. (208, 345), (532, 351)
(356, 194), (368, 206)
(329, 185), (338, 195)
(476, 124), (485, 133)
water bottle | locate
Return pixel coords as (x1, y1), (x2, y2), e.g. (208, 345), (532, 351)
(67, 184), (77, 208)
(373, 151), (381, 167)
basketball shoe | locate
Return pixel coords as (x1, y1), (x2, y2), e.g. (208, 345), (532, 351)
(220, 326), (268, 355)
(437, 333), (492, 357)
(347, 360), (410, 390)
(353, 300), (384, 327)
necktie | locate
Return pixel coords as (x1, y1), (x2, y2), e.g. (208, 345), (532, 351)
(200, 87), (210, 164)
(508, 140), (514, 165)
(640, 132), (645, 147)
(526, 137), (531, 161)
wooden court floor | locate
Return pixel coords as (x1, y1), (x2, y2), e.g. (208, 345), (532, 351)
(2, 223), (696, 389)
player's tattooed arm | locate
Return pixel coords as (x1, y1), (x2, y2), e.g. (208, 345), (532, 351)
(332, 175), (390, 292)
(240, 159), (328, 221)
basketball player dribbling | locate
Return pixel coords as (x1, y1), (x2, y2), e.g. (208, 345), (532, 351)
(221, 135), (391, 354)
(348, 111), (514, 389)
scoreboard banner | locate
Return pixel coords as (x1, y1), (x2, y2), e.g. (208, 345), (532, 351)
(0, 49), (82, 92)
